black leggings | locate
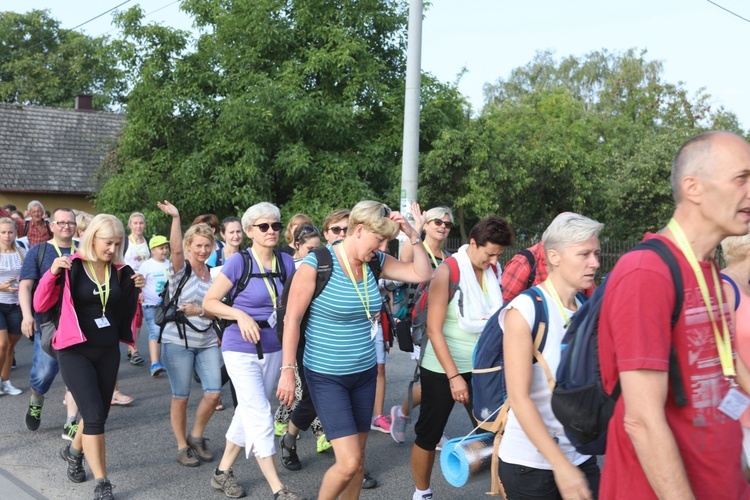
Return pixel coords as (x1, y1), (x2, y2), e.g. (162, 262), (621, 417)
(499, 455), (600, 500)
(414, 367), (476, 451)
(58, 342), (120, 435)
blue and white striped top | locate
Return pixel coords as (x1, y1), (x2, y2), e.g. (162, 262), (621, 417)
(302, 248), (386, 375)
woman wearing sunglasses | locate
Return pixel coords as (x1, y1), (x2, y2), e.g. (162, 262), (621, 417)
(390, 204), (454, 444)
(322, 209), (350, 246)
(203, 202), (302, 500)
(278, 201), (433, 500)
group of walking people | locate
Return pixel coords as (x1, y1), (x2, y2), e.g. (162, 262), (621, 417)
(4, 130), (750, 500)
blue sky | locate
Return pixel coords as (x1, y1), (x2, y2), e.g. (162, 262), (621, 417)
(5, 0), (750, 127)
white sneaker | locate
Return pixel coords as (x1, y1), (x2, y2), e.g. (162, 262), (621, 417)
(2, 380), (22, 395)
(412, 490), (433, 500)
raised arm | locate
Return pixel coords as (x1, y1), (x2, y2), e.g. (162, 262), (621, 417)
(157, 200), (185, 272)
(381, 211), (432, 284)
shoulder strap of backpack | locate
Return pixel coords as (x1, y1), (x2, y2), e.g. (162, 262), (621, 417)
(170, 261), (193, 305)
(274, 250), (288, 284)
(37, 241), (48, 274)
(516, 248), (536, 288)
(616, 238), (686, 406)
(522, 287), (555, 391)
(227, 250), (253, 307)
(367, 252), (383, 281)
(721, 272), (741, 311)
(311, 246), (334, 299)
(22, 220), (29, 237)
(444, 256), (462, 312)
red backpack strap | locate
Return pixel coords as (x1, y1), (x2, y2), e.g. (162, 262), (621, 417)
(444, 256), (461, 304)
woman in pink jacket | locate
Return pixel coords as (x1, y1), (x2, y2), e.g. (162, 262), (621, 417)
(34, 214), (143, 500)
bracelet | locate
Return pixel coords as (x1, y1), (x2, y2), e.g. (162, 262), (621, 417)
(448, 373), (461, 381)
(280, 365), (295, 372)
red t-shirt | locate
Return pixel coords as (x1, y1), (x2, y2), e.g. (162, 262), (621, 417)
(599, 234), (749, 499)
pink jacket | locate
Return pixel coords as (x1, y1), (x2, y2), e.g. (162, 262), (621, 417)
(34, 254), (139, 350)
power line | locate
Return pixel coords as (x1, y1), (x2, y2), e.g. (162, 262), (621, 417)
(706, 0), (750, 23)
(68, 0), (133, 32)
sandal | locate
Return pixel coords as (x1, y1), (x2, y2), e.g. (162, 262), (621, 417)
(129, 351), (145, 366)
(111, 391), (134, 406)
(215, 399), (224, 412)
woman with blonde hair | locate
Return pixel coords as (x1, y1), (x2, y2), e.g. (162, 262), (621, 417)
(34, 214), (144, 499)
(279, 200), (433, 500)
(156, 201), (222, 469)
(0, 217), (26, 395)
(721, 233), (750, 480)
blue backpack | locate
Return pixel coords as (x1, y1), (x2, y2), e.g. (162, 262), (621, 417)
(551, 238), (687, 455)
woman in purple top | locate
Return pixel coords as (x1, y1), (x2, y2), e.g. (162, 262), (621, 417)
(203, 202), (302, 500)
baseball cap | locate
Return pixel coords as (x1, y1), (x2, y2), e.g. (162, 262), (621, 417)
(149, 235), (169, 249)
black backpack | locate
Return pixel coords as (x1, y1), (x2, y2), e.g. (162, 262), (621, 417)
(276, 245), (382, 347)
(551, 238), (687, 455)
(155, 261), (214, 348)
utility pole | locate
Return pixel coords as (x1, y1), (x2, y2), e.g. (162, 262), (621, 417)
(399, 0), (423, 254)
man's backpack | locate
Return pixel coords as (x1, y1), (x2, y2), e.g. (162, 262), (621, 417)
(551, 238), (687, 456)
(517, 248), (536, 289)
(21, 219), (53, 239)
(276, 245), (382, 347)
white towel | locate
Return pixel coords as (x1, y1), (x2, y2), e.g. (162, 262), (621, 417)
(453, 244), (503, 334)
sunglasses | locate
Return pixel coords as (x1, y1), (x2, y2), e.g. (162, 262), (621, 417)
(431, 219), (453, 229)
(329, 225), (348, 236)
(253, 222), (282, 233)
(296, 225), (321, 241)
(380, 205), (392, 218)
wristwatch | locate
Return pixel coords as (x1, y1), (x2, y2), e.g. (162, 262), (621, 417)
(411, 236), (422, 245)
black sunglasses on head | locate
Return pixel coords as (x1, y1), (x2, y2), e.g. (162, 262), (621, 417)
(253, 222), (282, 233)
(329, 225), (348, 236)
(380, 205), (391, 218)
(296, 225), (321, 241)
(431, 219), (453, 229)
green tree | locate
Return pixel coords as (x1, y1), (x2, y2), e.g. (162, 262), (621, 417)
(0, 9), (125, 109)
(97, 0), (427, 226)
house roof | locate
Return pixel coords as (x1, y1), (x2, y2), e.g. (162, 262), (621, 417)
(0, 103), (125, 195)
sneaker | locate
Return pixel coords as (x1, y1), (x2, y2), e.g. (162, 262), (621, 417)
(150, 362), (165, 377)
(129, 351), (144, 366)
(436, 433), (449, 452)
(62, 421), (79, 441)
(211, 468), (245, 498)
(389, 405), (407, 443)
(274, 420), (288, 437)
(93, 478), (115, 500)
(279, 432), (301, 471)
(275, 485), (306, 500)
(176, 445), (200, 467)
(370, 414), (391, 433)
(188, 435), (213, 462)
(412, 491), (433, 500)
(25, 397), (43, 431)
(316, 433), (332, 453)
(60, 444), (86, 483)
(362, 472), (377, 489)
(2, 380), (22, 395)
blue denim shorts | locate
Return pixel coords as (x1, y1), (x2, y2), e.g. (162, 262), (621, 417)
(161, 343), (222, 398)
(305, 365), (377, 440)
(141, 305), (162, 342)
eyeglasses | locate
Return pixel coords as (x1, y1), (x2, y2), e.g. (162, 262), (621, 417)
(431, 219), (453, 229)
(53, 221), (77, 228)
(329, 225), (348, 236)
(380, 205), (391, 218)
(253, 222), (282, 233)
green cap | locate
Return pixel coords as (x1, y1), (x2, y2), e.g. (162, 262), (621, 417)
(149, 235), (169, 250)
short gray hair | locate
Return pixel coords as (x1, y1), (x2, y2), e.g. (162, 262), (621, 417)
(542, 213), (603, 254)
(423, 206), (453, 224)
(27, 200), (45, 213)
(241, 202), (281, 231)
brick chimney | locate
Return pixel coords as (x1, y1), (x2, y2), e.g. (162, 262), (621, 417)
(75, 94), (93, 111)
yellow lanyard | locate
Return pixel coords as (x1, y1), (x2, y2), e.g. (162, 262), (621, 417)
(543, 278), (573, 327)
(423, 241), (439, 268)
(482, 273), (489, 299)
(667, 219), (735, 380)
(51, 239), (75, 257)
(129, 235), (149, 261)
(339, 243), (371, 320)
(250, 248), (278, 309)
(86, 261), (110, 317)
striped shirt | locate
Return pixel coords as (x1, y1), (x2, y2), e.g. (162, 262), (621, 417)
(0, 248), (26, 304)
(160, 261), (216, 349)
(302, 248), (385, 375)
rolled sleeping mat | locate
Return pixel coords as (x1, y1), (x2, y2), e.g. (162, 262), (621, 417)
(440, 432), (496, 487)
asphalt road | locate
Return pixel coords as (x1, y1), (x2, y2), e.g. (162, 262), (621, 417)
(0, 331), (492, 499)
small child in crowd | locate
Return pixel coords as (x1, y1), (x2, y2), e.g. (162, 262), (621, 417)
(138, 235), (171, 376)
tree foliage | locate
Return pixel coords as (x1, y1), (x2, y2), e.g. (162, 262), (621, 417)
(0, 9), (124, 109)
